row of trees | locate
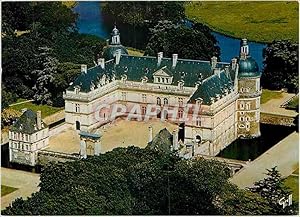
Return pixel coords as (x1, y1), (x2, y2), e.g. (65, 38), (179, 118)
(2, 147), (297, 215)
(262, 40), (299, 93)
(2, 2), (105, 109)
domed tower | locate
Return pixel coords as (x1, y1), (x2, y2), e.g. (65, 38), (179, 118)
(102, 26), (128, 60)
(236, 39), (261, 138)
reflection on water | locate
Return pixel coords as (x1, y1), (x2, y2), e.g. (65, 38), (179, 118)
(218, 124), (295, 161)
(73, 1), (266, 68)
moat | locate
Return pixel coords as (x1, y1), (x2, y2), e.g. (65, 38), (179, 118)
(218, 123), (295, 161)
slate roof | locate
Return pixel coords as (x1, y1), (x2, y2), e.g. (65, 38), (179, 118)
(189, 70), (234, 105)
(146, 128), (173, 154)
(69, 55), (230, 90)
(238, 56), (261, 78)
(10, 109), (47, 134)
(102, 45), (128, 60)
(68, 54), (235, 105)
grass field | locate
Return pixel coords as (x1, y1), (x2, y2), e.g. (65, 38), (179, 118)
(62, 1), (77, 8)
(284, 175), (299, 202)
(10, 101), (63, 118)
(1, 185), (18, 197)
(127, 47), (144, 56)
(261, 89), (283, 104)
(286, 96), (299, 110)
(185, 1), (298, 43)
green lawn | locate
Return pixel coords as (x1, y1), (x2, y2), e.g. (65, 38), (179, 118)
(284, 175), (299, 202)
(62, 1), (77, 8)
(286, 96), (299, 110)
(185, 1), (298, 43)
(10, 101), (63, 118)
(1, 185), (18, 197)
(261, 89), (283, 104)
(127, 47), (144, 57)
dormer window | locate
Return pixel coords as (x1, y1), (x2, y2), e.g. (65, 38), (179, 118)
(178, 80), (184, 90)
(74, 86), (80, 94)
(153, 67), (173, 85)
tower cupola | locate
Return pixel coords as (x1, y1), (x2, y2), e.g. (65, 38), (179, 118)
(240, 38), (249, 59)
(111, 26), (120, 45)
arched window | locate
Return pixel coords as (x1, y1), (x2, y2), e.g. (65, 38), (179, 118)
(164, 98), (168, 105)
(195, 135), (201, 143)
(157, 97), (161, 105)
(178, 110), (183, 119)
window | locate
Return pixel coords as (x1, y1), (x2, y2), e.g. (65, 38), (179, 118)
(178, 98), (183, 106)
(163, 98), (168, 105)
(26, 145), (29, 150)
(157, 77), (161, 83)
(166, 78), (169, 83)
(240, 102), (244, 110)
(246, 103), (251, 110)
(178, 110), (183, 119)
(240, 117), (244, 122)
(141, 106), (146, 115)
(75, 103), (80, 113)
(157, 97), (161, 105)
(162, 78), (165, 83)
(142, 94), (147, 103)
(196, 117), (201, 127)
(121, 92), (127, 101)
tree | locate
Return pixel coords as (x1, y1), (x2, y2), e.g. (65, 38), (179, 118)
(1, 108), (22, 127)
(32, 47), (58, 105)
(102, 2), (185, 27)
(248, 167), (298, 215)
(262, 40), (299, 93)
(144, 21), (220, 60)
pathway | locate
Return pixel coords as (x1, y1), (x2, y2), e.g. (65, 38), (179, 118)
(261, 92), (298, 117)
(1, 168), (40, 210)
(230, 132), (299, 188)
(9, 100), (34, 107)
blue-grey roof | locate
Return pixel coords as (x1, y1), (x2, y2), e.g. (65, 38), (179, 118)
(79, 131), (102, 139)
(10, 110), (47, 134)
(102, 45), (128, 60)
(189, 70), (234, 105)
(238, 56), (261, 78)
(68, 55), (231, 92)
(68, 55), (235, 105)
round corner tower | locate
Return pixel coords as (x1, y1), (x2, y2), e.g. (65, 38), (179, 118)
(236, 39), (261, 138)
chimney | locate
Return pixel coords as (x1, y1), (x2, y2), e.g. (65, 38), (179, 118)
(231, 58), (237, 70)
(172, 129), (179, 151)
(172, 54), (178, 68)
(98, 58), (105, 69)
(148, 126), (153, 143)
(157, 52), (163, 66)
(211, 56), (217, 68)
(115, 49), (121, 65)
(37, 110), (42, 130)
(214, 68), (221, 77)
(81, 64), (87, 74)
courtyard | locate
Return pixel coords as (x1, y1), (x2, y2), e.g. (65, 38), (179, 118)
(46, 118), (178, 154)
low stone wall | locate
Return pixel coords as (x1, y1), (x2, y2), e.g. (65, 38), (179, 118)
(37, 150), (80, 166)
(43, 110), (64, 126)
(260, 112), (296, 126)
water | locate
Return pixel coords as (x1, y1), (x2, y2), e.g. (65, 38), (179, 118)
(73, 1), (266, 69)
(218, 124), (295, 161)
